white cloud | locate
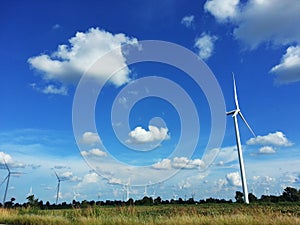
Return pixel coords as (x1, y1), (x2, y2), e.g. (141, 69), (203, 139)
(181, 15), (195, 28)
(127, 125), (170, 144)
(81, 132), (101, 145)
(59, 171), (81, 182)
(152, 159), (172, 170)
(108, 177), (122, 185)
(81, 148), (107, 157)
(30, 83), (68, 95)
(270, 45), (300, 84)
(259, 146), (276, 154)
(77, 172), (99, 187)
(247, 131), (292, 147)
(28, 27), (138, 92)
(42, 84), (68, 95)
(204, 0), (239, 22)
(232, 0), (300, 48)
(152, 157), (205, 170)
(214, 146), (237, 165)
(0, 151), (13, 164)
(204, 0), (300, 84)
(226, 172), (242, 187)
(172, 157), (205, 169)
(194, 33), (218, 60)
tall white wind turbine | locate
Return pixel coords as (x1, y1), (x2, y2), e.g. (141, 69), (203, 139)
(227, 74), (256, 204)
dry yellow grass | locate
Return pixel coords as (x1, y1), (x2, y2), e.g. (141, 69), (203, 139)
(0, 204), (299, 225)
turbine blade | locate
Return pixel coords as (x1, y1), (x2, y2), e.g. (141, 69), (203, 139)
(232, 73), (240, 110)
(239, 111), (256, 137)
(1, 176), (8, 186)
(226, 110), (235, 115)
(3, 160), (10, 173)
(54, 171), (60, 181)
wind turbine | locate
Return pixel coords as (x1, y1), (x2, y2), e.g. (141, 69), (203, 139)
(226, 73), (256, 204)
(73, 191), (80, 201)
(54, 171), (65, 205)
(143, 185), (148, 197)
(125, 181), (130, 202)
(1, 160), (21, 206)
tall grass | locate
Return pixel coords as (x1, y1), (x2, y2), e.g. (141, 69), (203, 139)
(0, 204), (299, 225)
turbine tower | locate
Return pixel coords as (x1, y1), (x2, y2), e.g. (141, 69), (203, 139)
(227, 73), (256, 204)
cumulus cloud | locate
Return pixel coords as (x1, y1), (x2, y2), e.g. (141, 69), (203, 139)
(0, 151), (13, 164)
(270, 45), (300, 84)
(204, 0), (300, 84)
(0, 151), (26, 169)
(81, 148), (107, 157)
(205, 0), (300, 48)
(81, 132), (101, 145)
(77, 172), (99, 187)
(204, 0), (239, 22)
(58, 171), (81, 182)
(181, 15), (195, 28)
(226, 172), (242, 187)
(232, 0), (300, 48)
(258, 146), (276, 154)
(28, 27), (138, 93)
(152, 157), (205, 170)
(127, 125), (170, 144)
(246, 131), (292, 147)
(194, 33), (218, 60)
(152, 159), (172, 170)
(172, 157), (205, 169)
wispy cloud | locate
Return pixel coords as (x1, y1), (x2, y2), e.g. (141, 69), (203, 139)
(194, 33), (217, 60)
(81, 148), (107, 157)
(181, 15), (195, 28)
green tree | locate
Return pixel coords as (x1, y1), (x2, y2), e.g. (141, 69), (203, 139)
(282, 187), (300, 202)
(26, 194), (39, 208)
(235, 191), (244, 203)
(248, 193), (257, 202)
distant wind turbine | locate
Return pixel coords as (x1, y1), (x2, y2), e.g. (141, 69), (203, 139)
(1, 160), (21, 206)
(73, 191), (80, 201)
(54, 171), (65, 205)
(227, 73), (256, 204)
(143, 185), (148, 197)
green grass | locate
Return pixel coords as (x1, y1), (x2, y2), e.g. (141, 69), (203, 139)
(0, 203), (299, 225)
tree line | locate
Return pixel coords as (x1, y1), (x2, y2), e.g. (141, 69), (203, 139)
(1, 186), (300, 209)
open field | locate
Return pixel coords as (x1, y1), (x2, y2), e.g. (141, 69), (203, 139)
(0, 203), (299, 225)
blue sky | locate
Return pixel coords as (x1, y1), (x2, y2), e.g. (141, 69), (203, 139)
(1, 0), (300, 203)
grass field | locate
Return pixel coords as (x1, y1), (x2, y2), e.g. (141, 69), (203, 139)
(0, 203), (299, 225)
